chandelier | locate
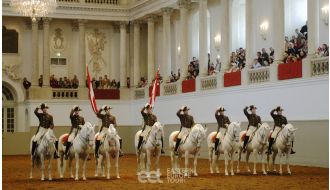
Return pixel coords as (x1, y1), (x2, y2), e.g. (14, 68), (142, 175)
(10, 0), (57, 22)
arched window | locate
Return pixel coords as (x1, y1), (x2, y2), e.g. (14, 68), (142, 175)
(2, 85), (15, 133)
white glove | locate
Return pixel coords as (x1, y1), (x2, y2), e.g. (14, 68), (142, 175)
(73, 105), (78, 110)
(145, 103), (150, 108)
(101, 105), (107, 110)
(181, 106), (186, 110)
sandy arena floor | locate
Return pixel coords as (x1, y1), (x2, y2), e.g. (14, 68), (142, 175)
(2, 155), (328, 190)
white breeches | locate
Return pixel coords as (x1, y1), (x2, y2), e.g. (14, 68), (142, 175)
(33, 127), (47, 142)
(97, 127), (108, 141)
(141, 125), (152, 138)
(271, 126), (282, 139)
(246, 126), (257, 136)
(68, 128), (78, 142)
(178, 127), (191, 139)
(216, 128), (227, 138)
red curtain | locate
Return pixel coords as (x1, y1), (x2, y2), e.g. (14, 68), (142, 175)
(278, 60), (302, 80)
(224, 71), (241, 87)
(149, 85), (160, 97)
(182, 79), (196, 93)
(94, 89), (120, 99)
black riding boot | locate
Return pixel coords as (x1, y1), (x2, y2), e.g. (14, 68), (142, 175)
(95, 140), (100, 158)
(290, 141), (296, 154)
(137, 136), (143, 152)
(214, 138), (220, 155)
(161, 136), (165, 154)
(119, 139), (124, 157)
(54, 141), (60, 159)
(243, 136), (249, 152)
(64, 142), (71, 160)
(174, 138), (181, 155)
(31, 141), (37, 156)
(267, 138), (274, 154)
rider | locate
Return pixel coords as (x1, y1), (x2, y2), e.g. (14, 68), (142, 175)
(137, 103), (165, 154)
(242, 105), (262, 153)
(64, 105), (85, 160)
(268, 106), (295, 154)
(174, 106), (195, 155)
(95, 105), (123, 158)
(32, 103), (59, 159)
(214, 106), (231, 155)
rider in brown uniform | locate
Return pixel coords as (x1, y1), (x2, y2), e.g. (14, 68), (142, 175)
(243, 105), (262, 152)
(214, 106), (231, 155)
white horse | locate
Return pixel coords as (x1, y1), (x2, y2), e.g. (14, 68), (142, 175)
(58, 122), (95, 180)
(94, 124), (120, 179)
(134, 121), (164, 178)
(267, 124), (297, 175)
(29, 128), (57, 181)
(169, 124), (208, 177)
(207, 122), (241, 176)
(237, 123), (272, 175)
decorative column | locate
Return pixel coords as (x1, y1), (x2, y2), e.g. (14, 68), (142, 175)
(147, 15), (156, 81)
(198, 0), (208, 76)
(273, 0), (285, 63)
(43, 18), (50, 86)
(133, 21), (141, 87)
(307, 0), (319, 56)
(31, 20), (39, 86)
(245, 0), (253, 67)
(220, 0), (230, 71)
(162, 7), (173, 81)
(78, 19), (87, 87)
(178, 0), (189, 79)
(120, 22), (128, 87)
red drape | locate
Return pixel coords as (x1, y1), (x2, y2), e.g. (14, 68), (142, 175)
(224, 71), (241, 87)
(278, 60), (302, 80)
(149, 85), (160, 97)
(94, 89), (120, 99)
(182, 79), (196, 93)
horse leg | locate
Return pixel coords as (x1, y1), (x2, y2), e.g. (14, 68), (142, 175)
(48, 157), (52, 181)
(246, 151), (251, 173)
(208, 148), (214, 174)
(40, 155), (45, 181)
(266, 152), (270, 172)
(146, 150), (151, 178)
(59, 155), (64, 178)
(237, 148), (241, 173)
(75, 153), (79, 180)
(261, 151), (267, 175)
(30, 156), (33, 179)
(102, 156), (105, 177)
(95, 156), (98, 177)
(184, 151), (189, 177)
(116, 151), (120, 178)
(106, 152), (110, 179)
(193, 153), (198, 176)
(278, 150), (283, 175)
(253, 149), (257, 175)
(272, 152), (277, 172)
(216, 152), (220, 174)
(155, 151), (160, 178)
(82, 156), (88, 181)
(230, 152), (235, 176)
(69, 158), (74, 178)
(136, 152), (140, 176)
(286, 152), (291, 175)
(224, 150), (229, 176)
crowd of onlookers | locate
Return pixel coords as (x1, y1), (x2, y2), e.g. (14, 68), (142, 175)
(169, 69), (181, 83)
(91, 75), (120, 89)
(49, 75), (80, 88)
(186, 57), (200, 80)
(250, 47), (275, 69)
(226, 48), (246, 73)
(316, 44), (329, 57)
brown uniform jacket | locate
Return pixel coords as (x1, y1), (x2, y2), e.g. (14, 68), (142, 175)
(69, 109), (85, 134)
(215, 111), (230, 130)
(34, 108), (54, 129)
(177, 110), (195, 128)
(96, 110), (117, 130)
(244, 107), (261, 128)
(270, 109), (288, 129)
(141, 107), (157, 127)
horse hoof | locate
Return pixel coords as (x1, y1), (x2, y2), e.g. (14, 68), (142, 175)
(83, 177), (86, 181)
(263, 172), (267, 175)
(225, 173), (229, 176)
(236, 170), (240, 173)
(210, 170), (214, 174)
(231, 173), (235, 176)
(253, 172), (257, 175)
(107, 177), (110, 180)
(117, 176), (120, 179)
(288, 172), (291, 175)
(29, 176), (33, 179)
(75, 177), (79, 181)
(70, 175), (74, 179)
(41, 178), (45, 181)
(194, 173), (198, 177)
(48, 178), (52, 181)
(216, 170), (220, 174)
(60, 176), (63, 179)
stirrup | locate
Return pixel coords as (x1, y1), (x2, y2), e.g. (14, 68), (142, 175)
(161, 149), (165, 154)
(119, 150), (124, 157)
(290, 150), (296, 154)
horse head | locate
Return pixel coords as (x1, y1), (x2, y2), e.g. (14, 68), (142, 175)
(191, 124), (207, 148)
(80, 122), (95, 147)
(107, 124), (117, 141)
(150, 121), (163, 146)
(284, 123), (297, 146)
(227, 122), (241, 142)
(258, 122), (272, 144)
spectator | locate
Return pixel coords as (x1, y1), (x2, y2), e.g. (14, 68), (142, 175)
(300, 21), (308, 39)
(269, 47), (275, 58)
(215, 57), (221, 72)
(38, 75), (43, 87)
(103, 75), (110, 89)
(23, 77), (31, 90)
(317, 44), (329, 57)
(261, 48), (269, 65)
(72, 75), (79, 89)
(251, 59), (262, 69)
(256, 52), (263, 66)
(127, 77), (130, 88)
(58, 77), (64, 88)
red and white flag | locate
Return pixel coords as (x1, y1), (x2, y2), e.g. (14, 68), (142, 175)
(149, 66), (160, 108)
(86, 64), (98, 113)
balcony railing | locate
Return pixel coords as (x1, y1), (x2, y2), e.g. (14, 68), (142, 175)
(200, 75), (217, 90)
(52, 89), (79, 99)
(134, 88), (145, 99)
(311, 57), (329, 77)
(248, 67), (270, 84)
(57, 0), (119, 4)
(163, 82), (178, 96)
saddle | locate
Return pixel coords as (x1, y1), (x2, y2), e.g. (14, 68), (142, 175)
(61, 134), (69, 146)
(241, 131), (255, 144)
(172, 131), (189, 144)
